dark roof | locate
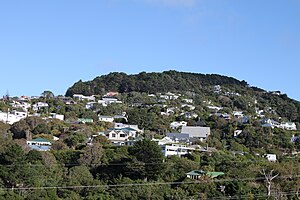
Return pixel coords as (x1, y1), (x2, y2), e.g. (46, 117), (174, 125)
(166, 133), (190, 141)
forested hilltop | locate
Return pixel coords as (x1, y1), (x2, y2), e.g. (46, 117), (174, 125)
(66, 70), (248, 96)
(1, 71), (300, 199)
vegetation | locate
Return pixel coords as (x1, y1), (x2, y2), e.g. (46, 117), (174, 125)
(0, 71), (299, 199)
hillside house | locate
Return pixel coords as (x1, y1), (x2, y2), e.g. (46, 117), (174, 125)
(163, 144), (195, 157)
(181, 126), (211, 141)
(170, 121), (187, 129)
(32, 102), (49, 111)
(0, 110), (27, 124)
(280, 122), (297, 130)
(73, 94), (96, 101)
(106, 127), (137, 145)
(186, 170), (225, 180)
(27, 138), (52, 151)
(98, 116), (114, 123)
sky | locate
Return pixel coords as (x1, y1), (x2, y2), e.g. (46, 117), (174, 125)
(0, 0), (300, 100)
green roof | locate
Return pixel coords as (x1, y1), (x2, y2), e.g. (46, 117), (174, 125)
(206, 172), (225, 178)
(79, 118), (94, 123)
(31, 138), (51, 143)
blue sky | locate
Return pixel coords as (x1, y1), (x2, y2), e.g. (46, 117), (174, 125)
(0, 0), (299, 100)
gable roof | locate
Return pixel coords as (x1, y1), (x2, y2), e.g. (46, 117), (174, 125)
(181, 126), (210, 138)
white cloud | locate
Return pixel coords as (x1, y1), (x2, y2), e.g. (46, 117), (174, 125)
(138, 0), (198, 7)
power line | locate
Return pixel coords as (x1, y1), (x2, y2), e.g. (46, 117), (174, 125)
(1, 174), (300, 191)
(208, 190), (300, 200)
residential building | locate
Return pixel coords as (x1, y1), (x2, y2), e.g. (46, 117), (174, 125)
(266, 154), (277, 162)
(163, 144), (195, 157)
(27, 138), (52, 151)
(32, 102), (49, 111)
(170, 121), (187, 129)
(98, 116), (114, 123)
(186, 170), (225, 180)
(181, 126), (211, 141)
(106, 127), (138, 145)
(280, 122), (297, 130)
(73, 94), (96, 101)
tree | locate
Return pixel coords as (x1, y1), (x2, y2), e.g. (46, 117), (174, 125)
(129, 139), (165, 181)
(41, 91), (54, 99)
(78, 144), (103, 168)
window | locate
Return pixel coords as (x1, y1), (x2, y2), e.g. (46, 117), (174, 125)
(112, 133), (116, 138)
(120, 134), (126, 138)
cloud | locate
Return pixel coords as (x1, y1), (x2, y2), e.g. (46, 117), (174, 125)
(137, 0), (198, 7)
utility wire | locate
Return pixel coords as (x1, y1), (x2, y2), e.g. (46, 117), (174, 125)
(1, 174), (300, 191)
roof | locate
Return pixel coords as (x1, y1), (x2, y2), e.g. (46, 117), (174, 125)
(181, 126), (211, 138)
(30, 138), (51, 143)
(186, 170), (205, 176)
(206, 172), (225, 178)
(28, 145), (51, 151)
(186, 170), (224, 178)
(166, 133), (190, 141)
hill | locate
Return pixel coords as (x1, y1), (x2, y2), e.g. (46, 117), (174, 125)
(66, 70), (300, 122)
(65, 70), (248, 96)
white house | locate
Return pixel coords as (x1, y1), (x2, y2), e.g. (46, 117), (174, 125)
(98, 116), (114, 123)
(32, 102), (49, 111)
(0, 110), (27, 124)
(207, 106), (223, 111)
(234, 130), (243, 137)
(170, 121), (187, 129)
(233, 111), (244, 118)
(73, 94), (96, 101)
(49, 113), (65, 121)
(280, 122), (297, 131)
(163, 144), (195, 157)
(266, 154), (277, 162)
(27, 138), (52, 151)
(106, 127), (137, 143)
(10, 101), (31, 111)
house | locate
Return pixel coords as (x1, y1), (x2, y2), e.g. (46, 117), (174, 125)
(114, 123), (142, 133)
(85, 102), (97, 109)
(166, 133), (190, 143)
(98, 116), (114, 123)
(280, 122), (297, 131)
(181, 112), (198, 119)
(78, 118), (94, 123)
(181, 126), (211, 141)
(234, 130), (243, 137)
(207, 106), (223, 111)
(163, 144), (195, 157)
(183, 99), (193, 104)
(261, 119), (280, 129)
(27, 138), (52, 151)
(0, 110), (27, 124)
(101, 97), (122, 105)
(186, 170), (225, 180)
(291, 135), (299, 143)
(170, 121), (187, 129)
(10, 101), (31, 111)
(152, 137), (175, 146)
(49, 113), (64, 121)
(106, 127), (137, 142)
(266, 154), (277, 162)
(233, 111), (244, 118)
(214, 85), (222, 93)
(32, 102), (49, 111)
(73, 94), (96, 101)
